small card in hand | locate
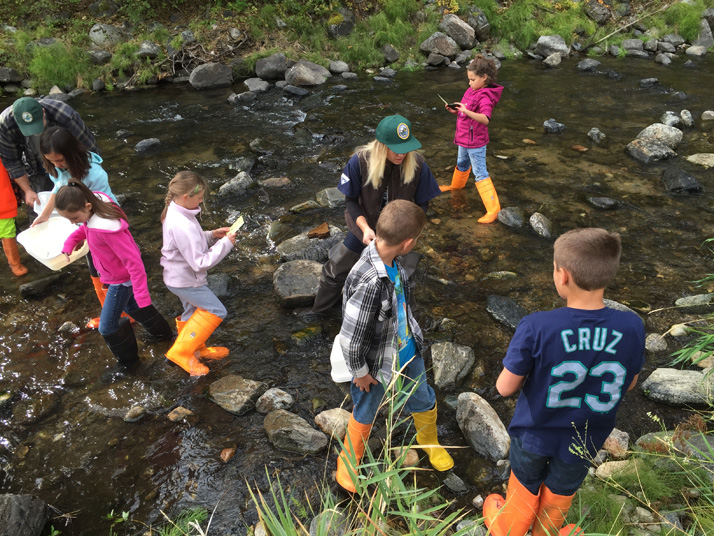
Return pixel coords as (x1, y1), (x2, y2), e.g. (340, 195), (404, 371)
(438, 94), (459, 109)
(229, 215), (244, 234)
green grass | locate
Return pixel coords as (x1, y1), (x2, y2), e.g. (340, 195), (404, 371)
(654, 0), (710, 43)
(28, 42), (92, 90)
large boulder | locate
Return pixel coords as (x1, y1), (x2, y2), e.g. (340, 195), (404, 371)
(189, 63), (233, 89)
(585, 1), (611, 24)
(636, 123), (683, 149)
(693, 18), (714, 49)
(264, 409), (328, 454)
(273, 259), (323, 308)
(535, 35), (569, 59)
(431, 342), (475, 389)
(0, 494), (50, 536)
(465, 6), (490, 41)
(255, 52), (288, 80)
(89, 23), (127, 47)
(276, 226), (345, 262)
(285, 60), (330, 86)
(218, 171), (255, 197)
(456, 392), (510, 462)
(439, 14), (475, 50)
(641, 368), (714, 406)
(327, 7), (355, 39)
(420, 32), (460, 59)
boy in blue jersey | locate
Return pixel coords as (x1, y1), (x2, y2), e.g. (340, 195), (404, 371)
(335, 199), (453, 493)
(484, 228), (645, 536)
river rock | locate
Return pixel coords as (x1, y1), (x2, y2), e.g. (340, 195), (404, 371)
(639, 78), (659, 88)
(89, 23), (127, 47)
(260, 176), (291, 188)
(588, 127), (606, 143)
(256, 52), (288, 79)
(529, 212), (552, 238)
(0, 494), (50, 536)
(584, 1), (610, 24)
(209, 374), (268, 415)
(327, 7), (355, 39)
(12, 390), (61, 425)
(627, 49), (650, 59)
(89, 0), (119, 17)
(431, 341), (475, 389)
(290, 200), (320, 213)
(657, 41), (676, 53)
(420, 32), (460, 59)
(273, 259), (323, 308)
(457, 519), (487, 536)
(660, 111), (681, 128)
(207, 273), (238, 298)
(382, 44), (400, 64)
(486, 295), (527, 330)
(18, 274), (63, 299)
(314, 407), (351, 439)
(603, 428), (629, 460)
(276, 226), (345, 262)
(686, 154), (714, 168)
(663, 34), (685, 47)
(380, 67), (397, 78)
(218, 171), (254, 197)
(622, 38), (644, 51)
(456, 392), (510, 462)
(685, 46), (707, 57)
(189, 63), (233, 89)
(543, 53), (562, 68)
(576, 58), (601, 72)
(643, 39), (659, 53)
(439, 14), (475, 50)
(309, 508), (349, 536)
(535, 35), (569, 58)
(625, 139), (676, 164)
(286, 60), (330, 86)
(674, 293), (713, 311)
(588, 196), (619, 209)
(255, 388), (295, 414)
(329, 60), (349, 74)
(123, 405), (146, 422)
(341, 72), (358, 80)
(596, 459), (640, 479)
(284, 85), (308, 97)
(443, 473), (468, 494)
(655, 53), (672, 66)
(168, 406), (193, 422)
(0, 68), (22, 83)
(244, 78), (270, 93)
(92, 78), (105, 92)
(316, 187), (345, 208)
(640, 368), (714, 406)
(264, 409), (328, 454)
(694, 19), (714, 48)
(137, 41), (160, 60)
(543, 118), (565, 133)
(608, 44), (620, 56)
(497, 207), (525, 228)
(603, 299), (640, 320)
(662, 168), (702, 194)
(680, 109), (694, 127)
(427, 53), (449, 66)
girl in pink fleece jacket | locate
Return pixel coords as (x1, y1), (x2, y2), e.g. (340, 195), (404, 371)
(440, 55), (504, 224)
(160, 171), (236, 377)
(57, 180), (172, 368)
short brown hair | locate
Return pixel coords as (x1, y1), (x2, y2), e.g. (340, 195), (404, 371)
(554, 228), (621, 291)
(467, 54), (498, 85)
(376, 200), (426, 246)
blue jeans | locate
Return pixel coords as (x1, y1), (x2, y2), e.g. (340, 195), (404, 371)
(166, 284), (227, 321)
(456, 145), (489, 182)
(509, 436), (590, 496)
(350, 353), (436, 425)
(98, 283), (140, 336)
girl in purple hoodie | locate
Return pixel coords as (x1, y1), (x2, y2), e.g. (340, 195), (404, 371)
(57, 181), (173, 368)
(440, 55), (504, 224)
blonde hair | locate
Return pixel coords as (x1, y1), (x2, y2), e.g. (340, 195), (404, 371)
(376, 199), (426, 246)
(353, 140), (417, 189)
(554, 228), (621, 291)
(161, 170), (208, 222)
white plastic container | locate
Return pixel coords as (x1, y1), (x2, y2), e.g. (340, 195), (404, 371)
(33, 191), (59, 218)
(17, 218), (89, 271)
(330, 334), (352, 383)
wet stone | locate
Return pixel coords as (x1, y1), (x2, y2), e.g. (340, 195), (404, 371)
(660, 111), (681, 127)
(291, 324), (322, 347)
(443, 473), (468, 494)
(639, 77), (659, 88)
(19, 274), (63, 300)
(58, 321), (79, 334)
(588, 127), (606, 143)
(486, 295), (527, 330)
(481, 271), (517, 281)
(625, 139), (676, 164)
(308, 222), (330, 239)
(655, 53), (671, 66)
(0, 391), (13, 410)
(12, 391), (61, 425)
(529, 212), (552, 238)
(134, 138), (161, 153)
(255, 388), (295, 414)
(228, 91), (256, 104)
(341, 72), (358, 80)
(314, 408), (351, 439)
(662, 168), (702, 194)
(543, 118), (565, 133)
(289, 200), (320, 213)
(316, 186), (345, 208)
(273, 260), (323, 308)
(0, 494), (50, 536)
(431, 341), (475, 389)
(686, 154), (714, 169)
(276, 226), (344, 262)
(168, 406), (193, 422)
(497, 207), (525, 228)
(124, 405), (146, 422)
(264, 409), (328, 454)
(680, 110), (694, 127)
(588, 197), (619, 209)
(218, 171), (254, 197)
(637, 123), (683, 149)
(577, 58), (601, 72)
(209, 375), (268, 415)
(283, 85), (308, 97)
(260, 176), (291, 188)
(456, 392), (510, 462)
(645, 333), (668, 353)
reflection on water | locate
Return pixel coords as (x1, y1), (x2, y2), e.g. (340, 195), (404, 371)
(1, 55), (713, 533)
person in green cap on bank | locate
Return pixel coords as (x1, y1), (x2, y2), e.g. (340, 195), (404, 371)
(0, 97), (99, 208)
(312, 114), (441, 314)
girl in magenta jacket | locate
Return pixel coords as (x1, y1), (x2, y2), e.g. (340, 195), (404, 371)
(440, 55), (504, 223)
(57, 180), (172, 368)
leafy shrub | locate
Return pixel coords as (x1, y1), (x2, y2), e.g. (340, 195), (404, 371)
(28, 42), (91, 91)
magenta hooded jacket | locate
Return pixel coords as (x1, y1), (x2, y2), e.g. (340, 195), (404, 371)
(453, 84), (503, 149)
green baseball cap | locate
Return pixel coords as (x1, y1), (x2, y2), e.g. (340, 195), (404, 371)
(375, 115), (422, 154)
(12, 97), (44, 136)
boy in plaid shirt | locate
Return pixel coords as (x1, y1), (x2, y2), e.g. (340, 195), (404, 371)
(335, 199), (453, 493)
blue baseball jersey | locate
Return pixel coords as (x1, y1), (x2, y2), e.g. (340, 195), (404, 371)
(503, 307), (645, 464)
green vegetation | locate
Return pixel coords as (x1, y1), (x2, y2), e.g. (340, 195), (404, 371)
(29, 43), (92, 91)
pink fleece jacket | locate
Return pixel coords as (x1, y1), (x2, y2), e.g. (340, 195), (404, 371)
(453, 84), (503, 149)
(160, 201), (233, 288)
(62, 200), (151, 308)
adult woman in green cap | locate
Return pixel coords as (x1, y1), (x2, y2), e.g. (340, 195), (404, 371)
(312, 114), (441, 314)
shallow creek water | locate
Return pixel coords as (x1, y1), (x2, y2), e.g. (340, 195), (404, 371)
(1, 56), (714, 534)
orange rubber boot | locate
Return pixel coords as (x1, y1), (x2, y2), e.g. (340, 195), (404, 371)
(335, 414), (372, 493)
(531, 485), (581, 536)
(2, 237), (28, 276)
(476, 177), (501, 223)
(86, 276), (107, 329)
(175, 316), (229, 360)
(440, 166), (471, 192)
(483, 472), (539, 536)
(165, 309), (227, 376)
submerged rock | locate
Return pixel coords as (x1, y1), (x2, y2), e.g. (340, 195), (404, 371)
(662, 168), (702, 194)
(625, 139), (676, 164)
(431, 341), (475, 389)
(486, 295), (527, 330)
(588, 197), (619, 209)
(543, 118), (565, 133)
(0, 494), (50, 536)
(529, 212), (552, 238)
(497, 207), (525, 228)
(134, 138), (161, 153)
(273, 259), (323, 308)
(588, 127), (606, 144)
(316, 187), (345, 208)
(255, 388), (295, 414)
(210, 375), (268, 416)
(218, 171), (255, 197)
(276, 226), (345, 262)
(456, 392), (510, 462)
(264, 409), (328, 454)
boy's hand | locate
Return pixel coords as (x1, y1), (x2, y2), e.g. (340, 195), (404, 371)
(353, 373), (378, 392)
(212, 227), (231, 239)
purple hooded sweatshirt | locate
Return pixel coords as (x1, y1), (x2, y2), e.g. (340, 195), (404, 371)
(453, 84), (503, 149)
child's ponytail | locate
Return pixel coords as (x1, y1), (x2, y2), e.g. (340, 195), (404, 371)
(161, 171), (208, 222)
(56, 180), (127, 222)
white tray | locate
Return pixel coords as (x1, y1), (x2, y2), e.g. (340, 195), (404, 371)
(17, 218), (89, 270)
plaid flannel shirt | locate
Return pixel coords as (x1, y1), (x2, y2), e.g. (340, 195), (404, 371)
(339, 240), (423, 382)
(0, 98), (98, 181)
